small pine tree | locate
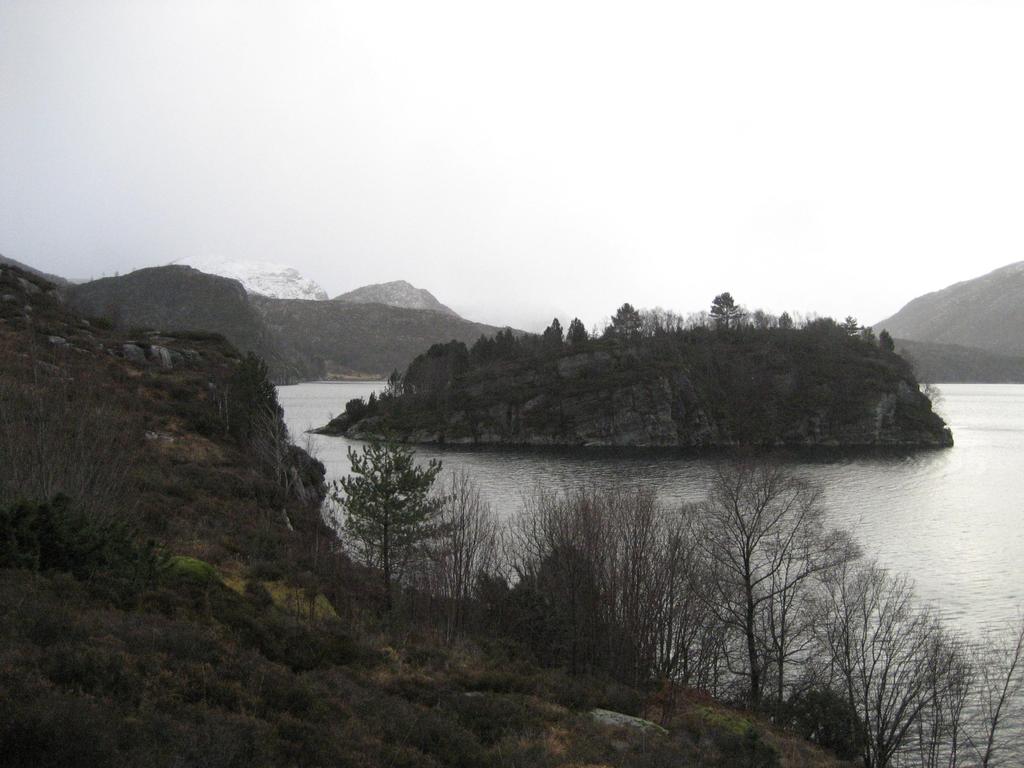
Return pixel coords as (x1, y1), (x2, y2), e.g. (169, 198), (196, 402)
(542, 318), (564, 348)
(224, 352), (281, 445)
(710, 293), (745, 329)
(494, 328), (518, 358)
(608, 303), (643, 340)
(566, 317), (589, 347)
(841, 316), (861, 336)
(778, 311), (794, 330)
(331, 441), (443, 612)
(384, 369), (404, 398)
(879, 329), (896, 353)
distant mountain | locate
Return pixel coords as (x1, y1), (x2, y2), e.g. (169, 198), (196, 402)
(0, 254), (68, 286)
(65, 266), (311, 381)
(894, 339), (1024, 384)
(253, 296), (502, 378)
(174, 256), (329, 301)
(65, 265), (511, 382)
(333, 280), (459, 317)
(875, 261), (1024, 357)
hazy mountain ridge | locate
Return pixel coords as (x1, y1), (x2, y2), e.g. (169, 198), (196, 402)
(333, 279), (459, 317)
(895, 338), (1024, 384)
(65, 265), (511, 382)
(252, 295), (504, 378)
(875, 261), (1024, 356)
(174, 256), (329, 301)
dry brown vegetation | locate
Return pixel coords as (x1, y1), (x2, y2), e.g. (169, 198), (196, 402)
(1, 263), (1018, 768)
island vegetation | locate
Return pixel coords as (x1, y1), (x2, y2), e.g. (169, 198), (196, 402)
(319, 296), (952, 449)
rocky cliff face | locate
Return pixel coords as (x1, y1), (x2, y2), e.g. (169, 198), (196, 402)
(326, 338), (953, 450)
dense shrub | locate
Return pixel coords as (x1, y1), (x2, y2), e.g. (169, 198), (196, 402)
(0, 496), (158, 586)
(780, 686), (862, 760)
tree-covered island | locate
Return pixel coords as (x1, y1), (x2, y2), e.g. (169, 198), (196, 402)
(318, 297), (953, 449)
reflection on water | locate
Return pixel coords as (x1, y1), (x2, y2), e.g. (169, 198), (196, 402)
(279, 381), (1024, 632)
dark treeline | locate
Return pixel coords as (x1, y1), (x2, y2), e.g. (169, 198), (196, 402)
(332, 441), (1024, 768)
(393, 295), (895, 400)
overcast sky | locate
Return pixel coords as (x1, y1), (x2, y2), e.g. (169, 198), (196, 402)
(2, 1), (1023, 330)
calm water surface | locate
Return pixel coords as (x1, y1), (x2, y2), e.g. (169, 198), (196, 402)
(279, 381), (1024, 633)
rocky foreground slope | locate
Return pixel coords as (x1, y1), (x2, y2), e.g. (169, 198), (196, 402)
(1, 263), (856, 768)
(324, 322), (953, 449)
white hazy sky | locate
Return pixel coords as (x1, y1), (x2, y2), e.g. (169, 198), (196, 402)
(2, 1), (1023, 330)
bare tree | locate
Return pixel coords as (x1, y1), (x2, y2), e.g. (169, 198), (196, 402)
(968, 616), (1024, 768)
(914, 630), (974, 768)
(506, 487), (611, 675)
(817, 562), (949, 768)
(506, 486), (706, 683)
(694, 459), (856, 706)
(651, 508), (728, 715)
(0, 349), (141, 523)
(427, 471), (498, 643)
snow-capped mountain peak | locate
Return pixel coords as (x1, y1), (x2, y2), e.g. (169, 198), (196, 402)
(173, 256), (328, 301)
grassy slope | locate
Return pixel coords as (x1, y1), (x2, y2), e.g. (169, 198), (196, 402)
(0, 264), (852, 768)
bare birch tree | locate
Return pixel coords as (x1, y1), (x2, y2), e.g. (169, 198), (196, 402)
(694, 459), (855, 706)
(817, 562), (949, 768)
(968, 616), (1024, 768)
(428, 471), (498, 643)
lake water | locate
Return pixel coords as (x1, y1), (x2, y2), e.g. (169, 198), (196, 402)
(279, 381), (1024, 633)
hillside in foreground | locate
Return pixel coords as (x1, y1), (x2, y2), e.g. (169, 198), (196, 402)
(323, 313), (952, 449)
(1, 264), (853, 768)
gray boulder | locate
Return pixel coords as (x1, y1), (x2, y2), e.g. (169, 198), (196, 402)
(590, 708), (668, 734)
(123, 343), (146, 363)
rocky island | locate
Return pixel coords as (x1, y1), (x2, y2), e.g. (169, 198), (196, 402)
(318, 305), (953, 449)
